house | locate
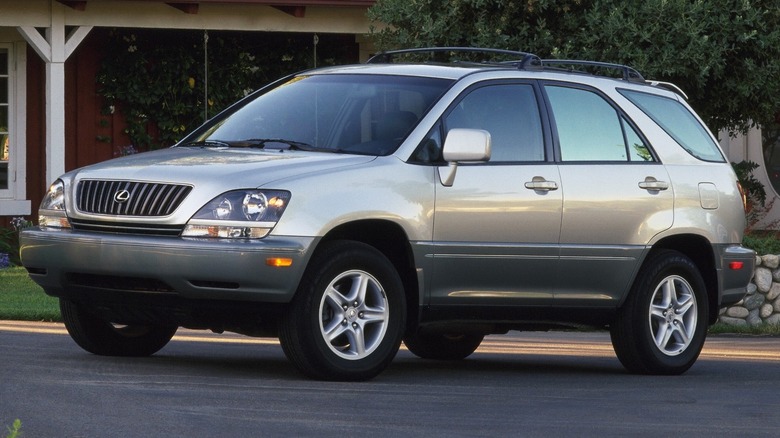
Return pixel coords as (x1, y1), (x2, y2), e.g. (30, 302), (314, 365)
(0, 0), (376, 227)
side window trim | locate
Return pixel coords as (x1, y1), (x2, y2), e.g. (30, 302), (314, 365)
(540, 81), (660, 164)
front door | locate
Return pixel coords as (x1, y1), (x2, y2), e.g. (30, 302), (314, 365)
(430, 82), (562, 306)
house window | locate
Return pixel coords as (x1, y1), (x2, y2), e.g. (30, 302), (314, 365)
(0, 47), (9, 190)
(0, 42), (29, 216)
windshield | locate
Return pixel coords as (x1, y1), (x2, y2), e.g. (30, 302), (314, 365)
(186, 74), (453, 155)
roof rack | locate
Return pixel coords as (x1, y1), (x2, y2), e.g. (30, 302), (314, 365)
(366, 47), (542, 70)
(366, 47), (653, 85)
(540, 59), (645, 83)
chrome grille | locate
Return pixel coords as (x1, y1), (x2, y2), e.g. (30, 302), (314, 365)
(76, 180), (192, 217)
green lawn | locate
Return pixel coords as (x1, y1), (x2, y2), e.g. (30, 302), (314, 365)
(0, 267), (61, 321)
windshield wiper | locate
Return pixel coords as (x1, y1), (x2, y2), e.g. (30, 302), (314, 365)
(230, 138), (319, 151)
(180, 139), (232, 148)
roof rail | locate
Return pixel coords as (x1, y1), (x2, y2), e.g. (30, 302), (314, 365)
(367, 47), (543, 70)
(646, 80), (689, 99)
(541, 59), (646, 83)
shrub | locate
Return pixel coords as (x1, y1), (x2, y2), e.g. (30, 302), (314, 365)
(0, 217), (33, 267)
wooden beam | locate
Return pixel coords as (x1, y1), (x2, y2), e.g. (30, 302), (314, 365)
(273, 6), (306, 17)
(55, 1), (87, 10)
(167, 2), (200, 13)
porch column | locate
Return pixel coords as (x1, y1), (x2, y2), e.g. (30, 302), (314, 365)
(18, 1), (92, 186)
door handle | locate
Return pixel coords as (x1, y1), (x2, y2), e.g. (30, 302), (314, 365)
(638, 177), (669, 191)
(524, 176), (559, 191)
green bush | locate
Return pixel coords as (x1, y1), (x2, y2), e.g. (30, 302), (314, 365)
(743, 231), (780, 255)
(0, 218), (32, 267)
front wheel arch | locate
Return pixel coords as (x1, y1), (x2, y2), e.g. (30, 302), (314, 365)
(279, 240), (407, 381)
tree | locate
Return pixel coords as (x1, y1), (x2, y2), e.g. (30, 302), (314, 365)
(368, 0), (780, 134)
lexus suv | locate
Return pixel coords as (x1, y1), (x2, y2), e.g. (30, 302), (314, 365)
(20, 48), (755, 381)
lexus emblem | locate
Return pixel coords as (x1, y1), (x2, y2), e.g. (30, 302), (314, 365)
(114, 189), (131, 203)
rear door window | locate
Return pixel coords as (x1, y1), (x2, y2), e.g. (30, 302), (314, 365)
(544, 85), (653, 162)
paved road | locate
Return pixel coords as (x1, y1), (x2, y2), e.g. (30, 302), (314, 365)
(1, 321), (779, 437)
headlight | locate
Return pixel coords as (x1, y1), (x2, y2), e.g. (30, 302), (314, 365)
(38, 180), (71, 229)
(182, 189), (291, 238)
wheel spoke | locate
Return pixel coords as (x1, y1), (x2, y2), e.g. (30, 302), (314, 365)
(354, 273), (371, 304)
(325, 285), (349, 309)
(360, 307), (387, 323)
(673, 322), (691, 345)
(350, 325), (366, 356)
(659, 278), (674, 307)
(325, 319), (348, 342)
(676, 295), (694, 317)
(655, 322), (673, 348)
(650, 304), (667, 320)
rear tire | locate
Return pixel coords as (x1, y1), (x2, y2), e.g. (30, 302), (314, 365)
(404, 332), (484, 360)
(60, 299), (177, 357)
(279, 241), (406, 381)
(610, 250), (708, 375)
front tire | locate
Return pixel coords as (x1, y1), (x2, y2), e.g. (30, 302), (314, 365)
(610, 250), (708, 375)
(60, 299), (177, 357)
(279, 241), (406, 381)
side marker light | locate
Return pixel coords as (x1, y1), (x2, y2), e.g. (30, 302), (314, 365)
(266, 257), (293, 267)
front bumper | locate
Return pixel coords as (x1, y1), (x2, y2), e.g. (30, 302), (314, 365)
(20, 227), (316, 303)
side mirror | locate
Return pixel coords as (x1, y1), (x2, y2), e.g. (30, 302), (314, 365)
(439, 128), (491, 186)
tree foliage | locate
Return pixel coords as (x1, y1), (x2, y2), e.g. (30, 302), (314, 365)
(369, 0), (780, 134)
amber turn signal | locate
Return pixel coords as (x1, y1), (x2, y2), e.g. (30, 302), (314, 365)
(266, 257), (293, 267)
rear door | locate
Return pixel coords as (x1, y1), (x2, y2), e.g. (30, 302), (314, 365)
(542, 83), (674, 306)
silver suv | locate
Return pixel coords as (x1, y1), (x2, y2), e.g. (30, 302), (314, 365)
(20, 48), (755, 380)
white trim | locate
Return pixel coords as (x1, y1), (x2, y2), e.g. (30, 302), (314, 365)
(65, 25), (93, 59)
(17, 1), (92, 188)
(18, 26), (52, 63)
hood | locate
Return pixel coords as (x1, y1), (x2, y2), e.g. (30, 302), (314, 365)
(69, 147), (376, 189)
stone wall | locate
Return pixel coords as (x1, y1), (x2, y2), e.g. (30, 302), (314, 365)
(718, 254), (780, 326)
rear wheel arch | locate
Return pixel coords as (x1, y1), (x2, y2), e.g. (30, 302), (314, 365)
(611, 248), (709, 374)
(651, 234), (719, 323)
